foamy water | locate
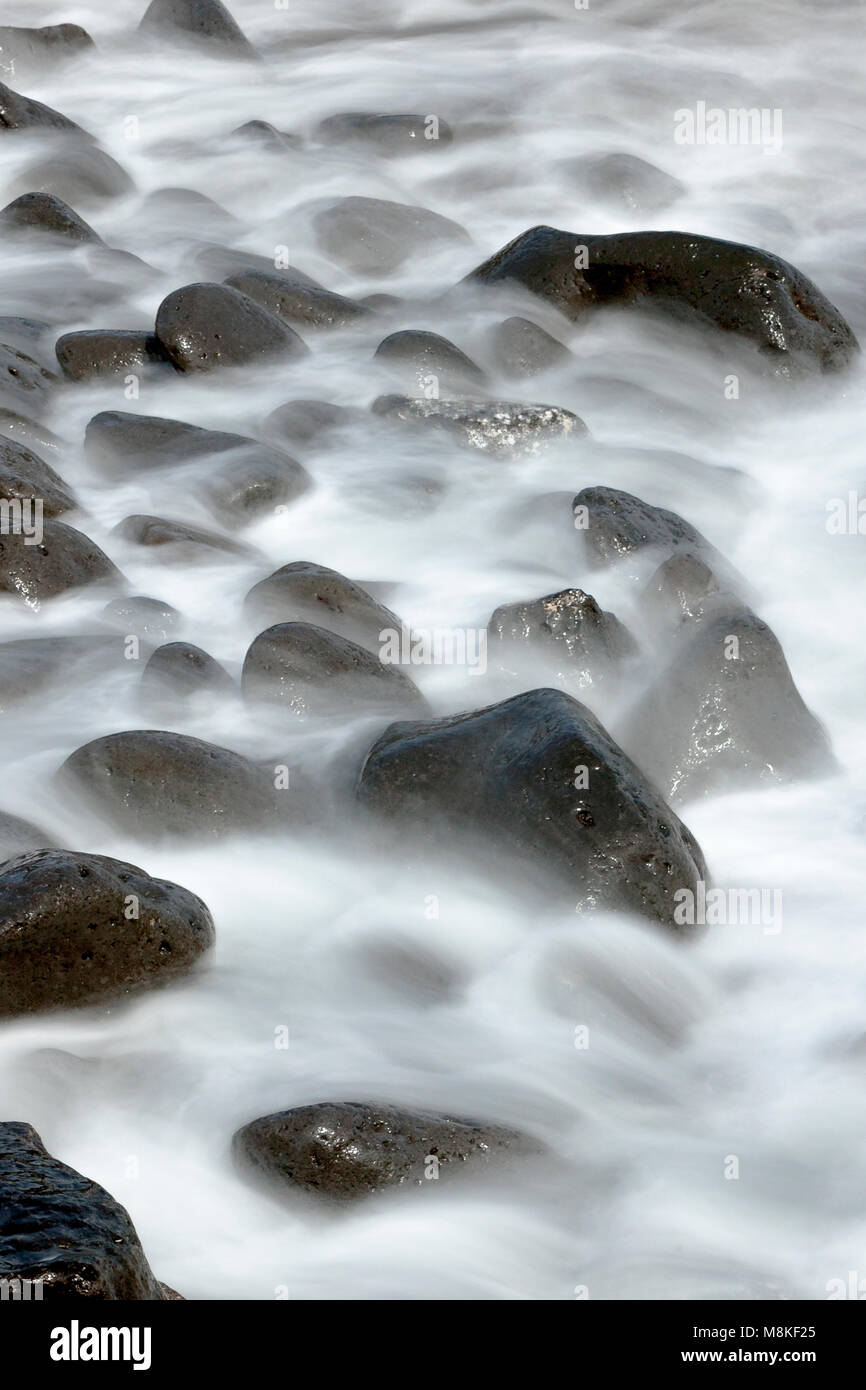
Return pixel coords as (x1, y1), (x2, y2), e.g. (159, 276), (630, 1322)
(0, 0), (864, 1300)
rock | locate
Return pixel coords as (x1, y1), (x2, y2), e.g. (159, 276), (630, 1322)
(245, 562), (403, 652)
(10, 144), (133, 206)
(141, 642), (233, 701)
(201, 449), (312, 522)
(560, 152), (685, 214)
(0, 342), (57, 417)
(0, 636), (121, 712)
(0, 192), (101, 244)
(242, 622), (425, 717)
(314, 112), (454, 154)
(573, 486), (726, 577)
(373, 329), (487, 393)
(489, 588), (636, 685)
(59, 731), (288, 839)
(138, 0), (258, 57)
(101, 595), (180, 640)
(111, 514), (254, 560)
(0, 438), (77, 516)
(0, 80), (90, 136)
(641, 553), (723, 629)
(314, 195), (471, 275)
(620, 606), (834, 802)
(154, 282), (309, 372)
(231, 119), (300, 152)
(356, 686), (707, 927)
(0, 25), (94, 78)
(263, 398), (364, 450)
(0, 811), (56, 862)
(0, 849), (214, 1016)
(0, 1121), (177, 1297)
(140, 185), (237, 233)
(224, 269), (372, 331)
(466, 226), (859, 374)
(55, 331), (169, 382)
(194, 245), (320, 283)
(233, 1101), (531, 1201)
(372, 394), (586, 457)
(488, 316), (572, 378)
(0, 407), (62, 455)
(0, 521), (122, 609)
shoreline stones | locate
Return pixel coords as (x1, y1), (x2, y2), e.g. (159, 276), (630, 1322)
(244, 562), (403, 652)
(154, 282), (309, 373)
(488, 588), (636, 685)
(139, 0), (258, 59)
(314, 195), (471, 275)
(0, 849), (214, 1016)
(373, 329), (487, 394)
(313, 113), (455, 154)
(488, 316), (573, 378)
(0, 1122), (179, 1298)
(0, 80), (91, 137)
(224, 270), (372, 331)
(0, 811), (56, 863)
(573, 485), (727, 576)
(0, 192), (101, 244)
(0, 438), (77, 516)
(242, 621), (426, 717)
(0, 521), (122, 608)
(373, 394), (586, 456)
(56, 331), (169, 382)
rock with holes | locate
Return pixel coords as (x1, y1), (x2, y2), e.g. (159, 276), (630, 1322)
(0, 192), (101, 243)
(56, 331), (168, 382)
(154, 282), (308, 372)
(488, 588), (635, 685)
(314, 196), (471, 275)
(233, 1102), (534, 1201)
(0, 438), (77, 516)
(466, 227), (859, 374)
(356, 687), (707, 928)
(0, 1122), (180, 1297)
(225, 270), (372, 331)
(242, 622), (425, 717)
(245, 562), (403, 652)
(0, 849), (214, 1016)
(373, 394), (586, 457)
(0, 521), (122, 608)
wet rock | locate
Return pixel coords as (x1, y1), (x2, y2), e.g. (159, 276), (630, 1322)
(141, 642), (233, 701)
(620, 607), (834, 802)
(140, 185), (238, 234)
(0, 636), (122, 712)
(225, 269), (372, 331)
(642, 553), (723, 628)
(356, 686), (707, 927)
(138, 0), (258, 57)
(314, 195), (471, 275)
(112, 514), (255, 560)
(263, 398), (364, 450)
(0, 80), (90, 136)
(0, 849), (213, 1016)
(0, 342), (58, 417)
(154, 282), (309, 372)
(201, 448), (312, 523)
(0, 521), (122, 608)
(489, 588), (635, 685)
(194, 245), (320, 283)
(10, 144), (133, 206)
(233, 1101), (531, 1201)
(0, 192), (101, 244)
(101, 595), (180, 641)
(489, 316), (572, 378)
(372, 394), (586, 457)
(242, 621), (425, 717)
(245, 562), (403, 652)
(231, 119), (300, 152)
(359, 293), (402, 312)
(0, 438), (77, 516)
(373, 329), (487, 393)
(466, 226), (858, 374)
(0, 1121), (177, 1297)
(59, 731), (287, 839)
(560, 152), (685, 214)
(0, 407), (61, 455)
(0, 811), (56, 862)
(0, 25), (94, 78)
(574, 486), (724, 574)
(55, 331), (169, 382)
(314, 112), (454, 154)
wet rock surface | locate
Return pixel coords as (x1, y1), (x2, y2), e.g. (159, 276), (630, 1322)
(0, 438), (77, 515)
(0, 811), (57, 863)
(488, 316), (573, 378)
(154, 282), (309, 372)
(242, 621), (425, 716)
(245, 561), (403, 651)
(141, 641), (234, 701)
(373, 329), (487, 393)
(112, 513), (255, 560)
(314, 195), (471, 275)
(56, 330), (169, 381)
(373, 394), (586, 456)
(225, 269), (372, 331)
(0, 192), (101, 244)
(139, 0), (258, 57)
(0, 521), (122, 608)
(489, 587), (636, 684)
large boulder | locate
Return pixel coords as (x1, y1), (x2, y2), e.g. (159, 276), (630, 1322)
(0, 521), (122, 608)
(0, 1122), (177, 1298)
(356, 687), (707, 928)
(373, 394), (585, 457)
(154, 282), (309, 372)
(0, 848), (214, 1016)
(233, 1102), (534, 1201)
(244, 562), (403, 652)
(242, 622), (425, 717)
(466, 226), (859, 374)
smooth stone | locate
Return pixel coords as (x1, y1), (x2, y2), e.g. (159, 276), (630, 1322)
(0, 407), (62, 455)
(0, 636), (121, 712)
(0, 342), (57, 417)
(373, 329), (487, 393)
(245, 561), (403, 652)
(9, 144), (133, 206)
(0, 80), (90, 136)
(225, 269), (372, 330)
(242, 621), (425, 717)
(313, 112), (454, 153)
(101, 595), (181, 640)
(488, 316), (572, 378)
(263, 398), (364, 450)
(372, 394), (586, 457)
(194, 245), (321, 283)
(0, 438), (77, 516)
(0, 521), (122, 608)
(560, 152), (685, 213)
(55, 330), (169, 382)
(356, 686), (707, 927)
(154, 282), (309, 372)
(0, 25), (94, 78)
(201, 448), (312, 522)
(138, 0), (258, 57)
(141, 641), (234, 700)
(111, 514), (255, 560)
(488, 587), (636, 685)
(0, 811), (56, 862)
(140, 185), (238, 233)
(314, 195), (471, 275)
(641, 554), (723, 629)
(230, 120), (300, 152)
(574, 485), (724, 574)
(0, 191), (101, 243)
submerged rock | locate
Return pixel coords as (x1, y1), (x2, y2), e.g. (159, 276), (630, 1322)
(245, 561), (403, 652)
(0, 80), (90, 136)
(101, 595), (181, 641)
(264, 399), (364, 450)
(0, 636), (121, 712)
(0, 1121), (178, 1297)
(0, 521), (121, 608)
(10, 144), (133, 207)
(0, 342), (57, 417)
(141, 641), (233, 701)
(233, 1101), (533, 1201)
(356, 686), (707, 928)
(242, 621), (425, 717)
(373, 394), (585, 457)
(314, 112), (454, 154)
(373, 329), (487, 394)
(154, 282), (309, 372)
(0, 438), (77, 516)
(111, 514), (255, 560)
(0, 849), (214, 1016)
(488, 316), (572, 378)
(225, 270), (372, 331)
(0, 811), (56, 863)
(560, 152), (685, 214)
(138, 0), (258, 58)
(0, 192), (101, 243)
(314, 195), (471, 275)
(489, 588), (635, 685)
(0, 25), (95, 78)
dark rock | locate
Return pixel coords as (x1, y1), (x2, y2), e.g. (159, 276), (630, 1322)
(0, 811), (56, 862)
(573, 486), (724, 575)
(225, 269), (372, 330)
(201, 448), (312, 522)
(0, 80), (90, 136)
(59, 731), (288, 839)
(372, 394), (586, 457)
(101, 595), (180, 640)
(0, 342), (57, 417)
(263, 398), (364, 450)
(154, 282), (309, 372)
(489, 588), (636, 685)
(0, 192), (101, 244)
(356, 686), (707, 927)
(245, 562), (403, 652)
(642, 553), (723, 628)
(138, 0), (258, 57)
(0, 407), (62, 455)
(10, 144), (133, 206)
(0, 438), (77, 516)
(0, 25), (94, 78)
(314, 195), (471, 275)
(0, 1121), (177, 1297)
(233, 1101), (531, 1201)
(111, 514), (254, 560)
(489, 316), (572, 378)
(560, 152), (685, 214)
(0, 849), (213, 1016)
(0, 521), (122, 608)
(466, 226), (859, 374)
(242, 622), (425, 717)
(55, 331), (169, 382)
(314, 112), (454, 154)
(141, 642), (233, 701)
(373, 329), (487, 393)
(620, 607), (834, 802)
(231, 119), (300, 152)
(0, 637), (122, 712)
